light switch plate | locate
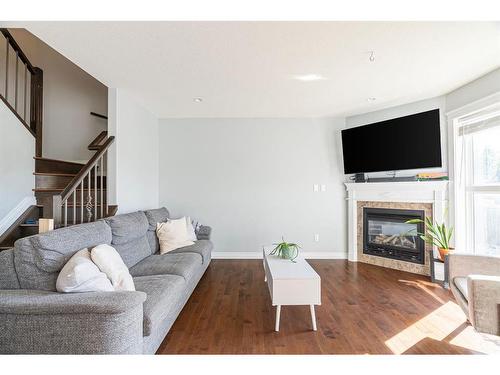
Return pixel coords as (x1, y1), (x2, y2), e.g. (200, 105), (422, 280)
(321, 184), (326, 192)
(313, 184), (319, 192)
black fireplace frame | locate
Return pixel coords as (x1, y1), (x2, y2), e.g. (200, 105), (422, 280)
(363, 207), (426, 264)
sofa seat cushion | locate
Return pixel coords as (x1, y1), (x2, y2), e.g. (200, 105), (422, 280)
(133, 274), (186, 337)
(130, 253), (202, 282)
(104, 212), (150, 268)
(169, 240), (213, 264)
(454, 277), (469, 301)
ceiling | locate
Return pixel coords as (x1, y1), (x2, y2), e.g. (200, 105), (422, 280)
(4, 22), (500, 118)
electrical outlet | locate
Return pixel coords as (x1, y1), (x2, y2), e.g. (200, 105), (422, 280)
(321, 184), (326, 192)
(313, 184), (319, 192)
(314, 234), (320, 242)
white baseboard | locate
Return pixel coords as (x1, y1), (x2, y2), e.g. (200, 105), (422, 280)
(212, 251), (347, 260)
(0, 196), (36, 237)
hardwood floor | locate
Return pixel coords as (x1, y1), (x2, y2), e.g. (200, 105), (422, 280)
(157, 260), (500, 354)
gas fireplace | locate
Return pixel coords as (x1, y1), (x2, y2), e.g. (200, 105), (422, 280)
(363, 207), (425, 264)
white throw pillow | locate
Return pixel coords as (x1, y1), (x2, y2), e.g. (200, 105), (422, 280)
(56, 248), (114, 293)
(91, 244), (135, 291)
(186, 216), (197, 242)
(156, 217), (195, 254)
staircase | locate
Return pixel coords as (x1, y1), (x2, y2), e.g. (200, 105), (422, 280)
(0, 29), (117, 251)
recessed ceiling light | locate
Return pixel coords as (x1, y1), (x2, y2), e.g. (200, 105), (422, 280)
(367, 97), (377, 102)
(193, 97), (203, 103)
(293, 74), (326, 82)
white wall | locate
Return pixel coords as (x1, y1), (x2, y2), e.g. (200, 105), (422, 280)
(9, 29), (107, 162)
(446, 68), (500, 113)
(0, 102), (35, 234)
(345, 96), (448, 179)
(158, 118), (347, 257)
(108, 88), (159, 213)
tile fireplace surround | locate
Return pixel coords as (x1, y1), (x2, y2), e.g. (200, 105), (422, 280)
(345, 181), (449, 275)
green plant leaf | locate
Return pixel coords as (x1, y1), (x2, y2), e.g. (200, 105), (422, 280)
(447, 226), (454, 245)
(405, 219), (424, 224)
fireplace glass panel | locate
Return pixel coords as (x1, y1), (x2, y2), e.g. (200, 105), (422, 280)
(367, 220), (419, 250)
(363, 207), (425, 264)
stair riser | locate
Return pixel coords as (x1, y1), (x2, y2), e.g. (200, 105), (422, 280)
(20, 226), (39, 237)
(35, 159), (84, 174)
(35, 175), (106, 190)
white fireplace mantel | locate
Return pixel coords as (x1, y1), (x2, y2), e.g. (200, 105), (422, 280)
(345, 181), (449, 262)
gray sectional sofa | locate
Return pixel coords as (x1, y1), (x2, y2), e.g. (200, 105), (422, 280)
(0, 207), (212, 354)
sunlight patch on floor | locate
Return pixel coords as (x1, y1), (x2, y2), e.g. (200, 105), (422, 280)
(385, 301), (465, 354)
(385, 299), (500, 354)
(398, 279), (446, 304)
(449, 325), (500, 354)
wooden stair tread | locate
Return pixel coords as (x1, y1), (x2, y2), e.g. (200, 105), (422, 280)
(66, 203), (107, 206)
(34, 188), (106, 192)
(34, 156), (85, 167)
(34, 172), (77, 177)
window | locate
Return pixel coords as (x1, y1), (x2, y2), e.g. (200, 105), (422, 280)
(455, 107), (500, 255)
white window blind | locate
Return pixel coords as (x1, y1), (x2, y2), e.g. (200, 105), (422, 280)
(455, 108), (500, 255)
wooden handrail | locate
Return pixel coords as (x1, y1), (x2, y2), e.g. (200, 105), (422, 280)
(60, 136), (114, 201)
(0, 29), (36, 74)
(88, 130), (108, 151)
(90, 111), (108, 120)
(0, 28), (43, 156)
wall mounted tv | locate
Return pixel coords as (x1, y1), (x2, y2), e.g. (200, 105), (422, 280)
(341, 109), (442, 174)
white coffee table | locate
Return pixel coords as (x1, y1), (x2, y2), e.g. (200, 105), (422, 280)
(263, 247), (321, 332)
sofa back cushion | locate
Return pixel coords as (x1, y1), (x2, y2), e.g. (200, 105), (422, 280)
(143, 207), (170, 254)
(13, 221), (112, 291)
(104, 211), (150, 268)
(0, 249), (20, 289)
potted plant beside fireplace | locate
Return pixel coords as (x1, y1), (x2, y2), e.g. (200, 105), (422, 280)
(405, 217), (454, 261)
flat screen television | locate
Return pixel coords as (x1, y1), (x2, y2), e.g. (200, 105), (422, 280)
(341, 109), (442, 174)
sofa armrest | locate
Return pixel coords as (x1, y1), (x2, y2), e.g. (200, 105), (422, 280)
(196, 225), (212, 241)
(0, 289), (146, 315)
(0, 290), (147, 354)
(448, 253), (500, 281)
(467, 275), (500, 335)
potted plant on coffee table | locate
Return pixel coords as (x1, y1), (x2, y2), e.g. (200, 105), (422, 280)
(405, 217), (454, 261)
(270, 237), (300, 262)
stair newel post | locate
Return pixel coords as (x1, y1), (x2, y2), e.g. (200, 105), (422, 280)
(100, 156), (103, 219)
(73, 191), (76, 225)
(104, 152), (108, 216)
(94, 164), (98, 220)
(5, 38), (9, 98)
(52, 195), (62, 229)
(23, 64), (27, 121)
(30, 67), (43, 157)
(80, 181), (84, 224)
